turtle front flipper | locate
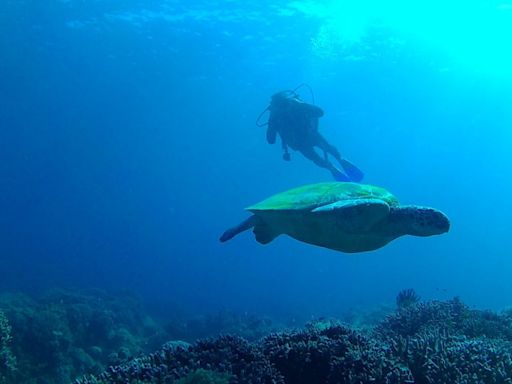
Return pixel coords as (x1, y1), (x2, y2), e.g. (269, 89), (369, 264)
(312, 198), (390, 232)
(220, 215), (260, 242)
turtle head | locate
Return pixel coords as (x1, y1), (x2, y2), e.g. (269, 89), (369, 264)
(393, 205), (450, 237)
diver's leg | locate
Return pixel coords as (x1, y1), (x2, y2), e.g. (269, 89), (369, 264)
(315, 134), (364, 182)
(299, 146), (331, 168)
(299, 147), (350, 181)
(315, 134), (343, 163)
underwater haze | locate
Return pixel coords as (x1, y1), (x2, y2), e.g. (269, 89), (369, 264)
(2, 0), (512, 321)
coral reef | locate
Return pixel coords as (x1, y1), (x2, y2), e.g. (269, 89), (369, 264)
(76, 296), (512, 384)
(0, 310), (16, 384)
(4, 287), (512, 384)
(375, 298), (467, 338)
(175, 369), (231, 384)
(390, 331), (512, 384)
(76, 335), (283, 384)
(0, 288), (284, 384)
(261, 324), (407, 384)
(0, 289), (168, 384)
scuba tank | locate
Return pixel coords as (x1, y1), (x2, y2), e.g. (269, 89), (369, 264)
(256, 83), (315, 127)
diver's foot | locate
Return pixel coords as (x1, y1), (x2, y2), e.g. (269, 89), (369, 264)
(339, 158), (364, 182)
(330, 168), (351, 182)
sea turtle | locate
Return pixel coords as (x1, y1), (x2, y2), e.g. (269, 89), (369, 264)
(220, 182), (450, 253)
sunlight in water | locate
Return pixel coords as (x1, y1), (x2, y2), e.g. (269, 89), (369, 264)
(296, 0), (512, 75)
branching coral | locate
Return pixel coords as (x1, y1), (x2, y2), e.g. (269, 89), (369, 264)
(262, 324), (408, 384)
(77, 296), (512, 384)
(175, 369), (231, 384)
(0, 310), (16, 384)
(5, 289), (512, 384)
(376, 297), (468, 338)
(391, 331), (512, 384)
(76, 335), (283, 384)
(0, 289), (167, 384)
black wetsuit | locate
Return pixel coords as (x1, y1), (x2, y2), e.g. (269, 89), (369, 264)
(266, 95), (343, 172)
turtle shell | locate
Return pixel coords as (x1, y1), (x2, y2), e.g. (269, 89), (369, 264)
(247, 182), (399, 212)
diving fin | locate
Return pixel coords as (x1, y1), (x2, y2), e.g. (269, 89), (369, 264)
(330, 168), (351, 182)
(339, 159), (364, 182)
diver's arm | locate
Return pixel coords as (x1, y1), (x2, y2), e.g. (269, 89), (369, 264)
(267, 113), (279, 144)
(266, 123), (277, 144)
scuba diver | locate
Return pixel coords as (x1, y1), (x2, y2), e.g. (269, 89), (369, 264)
(258, 86), (364, 182)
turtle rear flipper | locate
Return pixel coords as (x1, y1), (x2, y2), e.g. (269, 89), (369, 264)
(220, 215), (259, 242)
(253, 223), (280, 244)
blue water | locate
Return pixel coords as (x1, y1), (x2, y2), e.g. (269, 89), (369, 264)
(1, 0), (512, 321)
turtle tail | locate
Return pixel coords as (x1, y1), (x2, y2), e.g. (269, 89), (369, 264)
(220, 215), (259, 243)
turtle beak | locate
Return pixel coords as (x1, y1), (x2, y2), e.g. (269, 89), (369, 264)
(423, 209), (450, 235)
(405, 206), (450, 236)
(435, 211), (450, 234)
